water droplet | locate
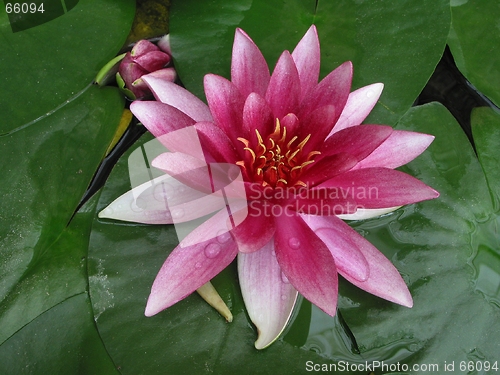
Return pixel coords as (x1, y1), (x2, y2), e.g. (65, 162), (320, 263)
(281, 294), (288, 300)
(366, 89), (374, 98)
(195, 262), (202, 269)
(216, 230), (231, 244)
(131, 197), (146, 212)
(154, 181), (174, 202)
(204, 243), (222, 259)
(281, 272), (290, 284)
(288, 237), (300, 249)
(172, 208), (184, 219)
(409, 343), (419, 352)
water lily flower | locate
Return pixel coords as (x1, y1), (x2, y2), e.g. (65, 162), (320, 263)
(100, 25), (439, 349)
(118, 35), (176, 99)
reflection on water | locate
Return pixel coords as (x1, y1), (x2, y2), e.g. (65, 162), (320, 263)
(283, 210), (500, 368)
(299, 305), (423, 366)
(471, 216), (500, 307)
(302, 307), (359, 360)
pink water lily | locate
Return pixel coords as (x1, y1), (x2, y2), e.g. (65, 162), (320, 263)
(100, 25), (439, 349)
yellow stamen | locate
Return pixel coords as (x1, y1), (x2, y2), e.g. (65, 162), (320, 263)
(243, 147), (256, 164)
(287, 136), (298, 149)
(296, 134), (311, 150)
(237, 137), (249, 147)
(236, 120), (320, 188)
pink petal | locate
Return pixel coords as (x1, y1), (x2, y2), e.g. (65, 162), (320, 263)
(142, 75), (212, 122)
(297, 105), (337, 154)
(265, 51), (301, 120)
(354, 130), (435, 169)
(141, 67), (176, 83)
(154, 126), (206, 159)
(291, 25), (320, 100)
(320, 124), (393, 161)
(131, 76), (149, 91)
(238, 240), (298, 349)
(301, 214), (369, 282)
(145, 210), (239, 316)
(157, 34), (171, 55)
(331, 83), (384, 134)
(304, 214), (412, 307)
(231, 28), (271, 98)
(152, 152), (213, 195)
(230, 202), (275, 253)
(242, 93), (275, 145)
(133, 68), (176, 98)
(195, 121), (240, 163)
(274, 213), (338, 316)
(119, 54), (148, 85)
(299, 61), (352, 123)
(206, 163), (248, 200)
(134, 50), (171, 71)
(130, 101), (196, 142)
(128, 81), (152, 99)
(131, 39), (159, 56)
(320, 167), (440, 208)
(300, 153), (358, 186)
(204, 74), (245, 144)
(280, 113), (300, 135)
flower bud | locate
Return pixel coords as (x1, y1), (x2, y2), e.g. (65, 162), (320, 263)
(117, 37), (176, 99)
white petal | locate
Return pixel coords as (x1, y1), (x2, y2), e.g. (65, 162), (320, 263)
(98, 174), (213, 224)
(330, 83), (384, 135)
(336, 206), (401, 221)
(238, 240), (298, 349)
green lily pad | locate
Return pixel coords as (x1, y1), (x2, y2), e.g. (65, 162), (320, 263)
(87, 102), (500, 373)
(339, 102), (499, 370)
(0, 0), (135, 133)
(448, 0), (500, 108)
(0, 195), (119, 374)
(169, 0), (450, 124)
(0, 84), (125, 346)
(471, 107), (500, 210)
(0, 293), (119, 375)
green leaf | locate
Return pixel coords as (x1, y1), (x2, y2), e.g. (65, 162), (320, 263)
(0, 196), (91, 344)
(0, 84), (124, 344)
(448, 0), (500, 107)
(342, 102), (498, 368)
(0, 174), (120, 373)
(0, 1), (136, 372)
(0, 0), (135, 133)
(89, 103), (500, 373)
(0, 293), (119, 375)
(472, 107), (500, 211)
(170, 0), (450, 124)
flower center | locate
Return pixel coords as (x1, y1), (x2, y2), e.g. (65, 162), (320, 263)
(236, 119), (320, 188)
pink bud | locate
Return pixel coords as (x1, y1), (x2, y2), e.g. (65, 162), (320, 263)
(118, 36), (175, 99)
